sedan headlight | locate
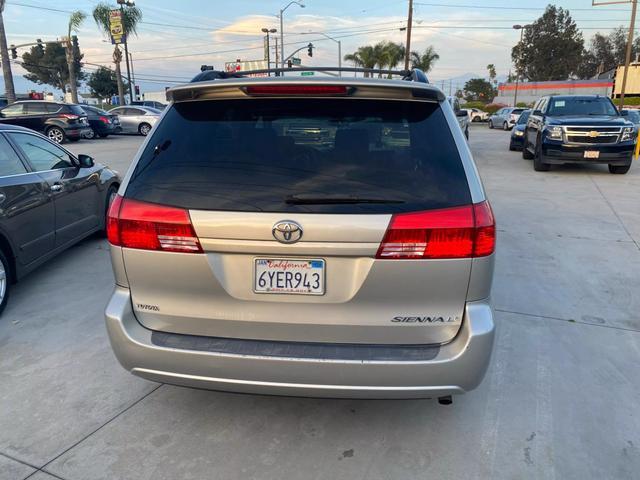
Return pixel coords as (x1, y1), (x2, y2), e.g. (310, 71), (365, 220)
(546, 126), (563, 140)
(514, 130), (524, 136)
(621, 126), (636, 142)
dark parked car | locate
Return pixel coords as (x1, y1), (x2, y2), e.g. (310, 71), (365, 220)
(131, 100), (166, 110)
(509, 109), (531, 151)
(79, 105), (122, 139)
(0, 101), (91, 144)
(523, 95), (636, 173)
(0, 124), (119, 314)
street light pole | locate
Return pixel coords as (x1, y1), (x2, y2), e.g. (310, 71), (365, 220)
(262, 28), (277, 76)
(279, 1), (305, 73)
(512, 24), (529, 107)
(117, 0), (134, 104)
(306, 32), (341, 75)
(404, 0), (413, 70)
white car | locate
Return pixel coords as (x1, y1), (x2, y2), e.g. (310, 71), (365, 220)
(468, 108), (488, 122)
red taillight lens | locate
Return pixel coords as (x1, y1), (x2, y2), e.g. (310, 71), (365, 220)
(58, 113), (79, 120)
(245, 85), (349, 96)
(99, 116), (110, 124)
(376, 201), (495, 260)
(107, 196), (203, 253)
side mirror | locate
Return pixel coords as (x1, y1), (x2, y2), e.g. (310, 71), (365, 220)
(456, 109), (468, 117)
(77, 154), (94, 168)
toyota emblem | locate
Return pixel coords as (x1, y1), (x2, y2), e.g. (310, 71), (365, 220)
(272, 220), (303, 244)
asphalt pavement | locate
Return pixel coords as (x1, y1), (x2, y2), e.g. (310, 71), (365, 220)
(1, 126), (639, 480)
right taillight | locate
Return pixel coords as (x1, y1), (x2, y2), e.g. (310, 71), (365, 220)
(107, 196), (203, 253)
(376, 201), (495, 259)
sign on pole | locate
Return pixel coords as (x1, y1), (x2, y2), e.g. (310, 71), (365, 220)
(109, 10), (125, 45)
(292, 57), (301, 66)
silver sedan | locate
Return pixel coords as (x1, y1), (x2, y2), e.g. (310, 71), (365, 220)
(109, 106), (160, 136)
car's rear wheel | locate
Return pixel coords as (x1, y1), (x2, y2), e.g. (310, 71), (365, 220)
(488, 120), (494, 129)
(46, 127), (65, 144)
(533, 140), (550, 171)
(0, 249), (11, 316)
(608, 163), (631, 174)
(472, 116), (480, 122)
(502, 121), (509, 131)
(139, 123), (152, 136)
(85, 128), (96, 140)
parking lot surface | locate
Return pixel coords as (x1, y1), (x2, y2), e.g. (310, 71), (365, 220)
(1, 127), (639, 480)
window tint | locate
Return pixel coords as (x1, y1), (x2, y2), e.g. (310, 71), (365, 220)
(25, 103), (48, 115)
(60, 105), (87, 116)
(1, 104), (24, 117)
(516, 110), (531, 125)
(45, 103), (61, 114)
(10, 133), (74, 171)
(0, 135), (27, 176)
(126, 108), (143, 115)
(110, 108), (125, 115)
(547, 97), (618, 116)
(126, 99), (471, 214)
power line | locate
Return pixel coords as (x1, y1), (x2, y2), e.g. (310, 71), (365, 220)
(414, 2), (631, 12)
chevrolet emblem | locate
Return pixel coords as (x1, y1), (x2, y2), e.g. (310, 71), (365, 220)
(588, 131), (600, 138)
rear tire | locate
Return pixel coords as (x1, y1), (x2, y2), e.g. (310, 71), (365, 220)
(533, 141), (550, 171)
(608, 163), (631, 174)
(46, 126), (65, 144)
(0, 249), (11, 316)
(139, 123), (151, 136)
(503, 121), (509, 131)
(472, 116), (480, 122)
(85, 128), (96, 140)
(488, 120), (493, 129)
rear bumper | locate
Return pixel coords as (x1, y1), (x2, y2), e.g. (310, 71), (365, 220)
(542, 141), (634, 165)
(105, 287), (495, 399)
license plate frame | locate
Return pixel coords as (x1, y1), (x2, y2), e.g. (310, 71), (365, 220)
(253, 258), (326, 296)
(584, 150), (600, 159)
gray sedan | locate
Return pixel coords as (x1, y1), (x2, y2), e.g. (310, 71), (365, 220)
(109, 106), (160, 136)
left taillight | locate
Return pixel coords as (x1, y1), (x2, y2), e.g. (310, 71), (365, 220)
(58, 113), (79, 120)
(107, 196), (203, 253)
(376, 201), (495, 259)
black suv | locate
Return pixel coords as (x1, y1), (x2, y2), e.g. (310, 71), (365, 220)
(0, 101), (91, 144)
(523, 95), (636, 174)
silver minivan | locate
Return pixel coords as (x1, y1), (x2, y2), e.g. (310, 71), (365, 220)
(105, 72), (496, 402)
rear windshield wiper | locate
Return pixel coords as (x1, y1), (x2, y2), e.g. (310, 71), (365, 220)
(285, 194), (405, 205)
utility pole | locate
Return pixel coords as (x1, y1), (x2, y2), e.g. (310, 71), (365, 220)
(592, 0), (637, 108)
(117, 0), (134, 103)
(0, 0), (16, 104)
(512, 24), (530, 107)
(261, 28), (277, 76)
(274, 37), (279, 76)
(403, 0), (413, 70)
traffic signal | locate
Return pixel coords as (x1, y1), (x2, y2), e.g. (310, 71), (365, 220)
(10, 45), (17, 60)
(288, 59), (292, 68)
(307, 43), (313, 57)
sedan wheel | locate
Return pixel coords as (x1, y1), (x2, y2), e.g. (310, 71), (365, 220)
(0, 250), (10, 315)
(488, 120), (494, 129)
(503, 122), (509, 131)
(85, 128), (96, 140)
(47, 127), (65, 144)
(139, 123), (151, 136)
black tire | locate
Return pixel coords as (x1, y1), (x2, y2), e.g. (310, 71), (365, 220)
(533, 140), (550, 171)
(0, 249), (11, 316)
(46, 126), (66, 144)
(488, 120), (494, 129)
(139, 123), (152, 136)
(503, 121), (509, 131)
(608, 163), (631, 174)
(85, 128), (96, 140)
(472, 116), (480, 122)
(465, 127), (469, 140)
(509, 142), (516, 151)
(100, 185), (118, 236)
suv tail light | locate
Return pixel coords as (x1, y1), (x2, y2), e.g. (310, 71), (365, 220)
(376, 201), (495, 259)
(107, 196), (203, 253)
(245, 85), (350, 96)
(58, 113), (79, 120)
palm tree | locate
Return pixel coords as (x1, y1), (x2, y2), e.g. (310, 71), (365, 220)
(380, 41), (405, 77)
(93, 2), (142, 105)
(66, 10), (86, 104)
(0, 0), (15, 103)
(410, 46), (440, 74)
(344, 45), (378, 77)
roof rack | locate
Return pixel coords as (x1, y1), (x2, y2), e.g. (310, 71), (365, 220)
(191, 66), (429, 84)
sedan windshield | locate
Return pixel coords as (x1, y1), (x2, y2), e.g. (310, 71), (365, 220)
(516, 110), (531, 125)
(547, 97), (618, 116)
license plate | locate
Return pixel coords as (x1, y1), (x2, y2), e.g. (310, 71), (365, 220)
(254, 258), (325, 295)
(584, 150), (600, 159)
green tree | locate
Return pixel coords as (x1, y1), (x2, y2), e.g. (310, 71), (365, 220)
(22, 41), (84, 93)
(93, 2), (142, 105)
(88, 66), (128, 102)
(463, 78), (496, 103)
(410, 46), (439, 73)
(487, 63), (497, 85)
(66, 10), (86, 104)
(0, 0), (15, 103)
(578, 27), (640, 78)
(512, 5), (584, 81)
(344, 45), (377, 77)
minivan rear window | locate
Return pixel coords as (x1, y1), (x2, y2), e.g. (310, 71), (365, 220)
(126, 99), (471, 214)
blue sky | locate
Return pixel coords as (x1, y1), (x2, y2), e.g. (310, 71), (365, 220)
(2, 0), (634, 96)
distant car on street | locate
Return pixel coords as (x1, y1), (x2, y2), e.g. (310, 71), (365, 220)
(488, 107), (525, 130)
(0, 101), (91, 144)
(0, 124), (119, 314)
(509, 109), (531, 151)
(446, 96), (470, 139)
(131, 100), (167, 110)
(109, 106), (160, 136)
(79, 105), (122, 139)
(468, 108), (488, 122)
